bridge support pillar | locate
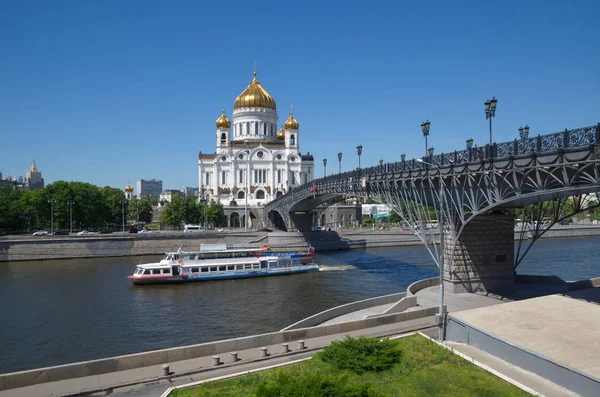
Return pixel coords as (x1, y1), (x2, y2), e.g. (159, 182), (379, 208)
(290, 212), (313, 233)
(444, 214), (515, 294)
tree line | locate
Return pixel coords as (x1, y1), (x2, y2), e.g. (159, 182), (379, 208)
(159, 195), (223, 229)
(0, 181), (153, 233)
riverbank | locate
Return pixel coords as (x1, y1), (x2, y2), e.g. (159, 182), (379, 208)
(1, 224), (600, 262)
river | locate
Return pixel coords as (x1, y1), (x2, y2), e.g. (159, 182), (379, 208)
(1, 236), (599, 374)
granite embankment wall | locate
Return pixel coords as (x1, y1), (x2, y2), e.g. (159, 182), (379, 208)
(1, 225), (600, 262)
(0, 306), (439, 391)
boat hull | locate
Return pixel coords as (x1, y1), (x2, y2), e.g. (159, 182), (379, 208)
(128, 266), (318, 286)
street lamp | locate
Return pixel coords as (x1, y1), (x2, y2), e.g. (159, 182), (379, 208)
(466, 138), (474, 161)
(416, 157), (445, 342)
(356, 144), (363, 168)
(484, 97), (498, 147)
(48, 200), (55, 234)
(421, 120), (431, 157)
(200, 195), (208, 232)
(337, 152), (342, 173)
(323, 158), (327, 177)
(68, 201), (75, 235)
(244, 140), (250, 232)
(519, 125), (530, 141)
(119, 200), (126, 233)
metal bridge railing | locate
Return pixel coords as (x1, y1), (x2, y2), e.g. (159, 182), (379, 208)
(269, 123), (600, 207)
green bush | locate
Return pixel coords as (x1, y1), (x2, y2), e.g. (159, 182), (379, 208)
(254, 370), (377, 397)
(317, 336), (402, 374)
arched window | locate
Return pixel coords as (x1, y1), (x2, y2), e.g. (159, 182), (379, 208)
(238, 191), (245, 199)
(220, 133), (226, 144)
(290, 134), (296, 145)
(276, 191), (283, 197)
(256, 190), (265, 199)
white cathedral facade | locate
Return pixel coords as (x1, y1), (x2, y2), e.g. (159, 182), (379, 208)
(198, 72), (315, 228)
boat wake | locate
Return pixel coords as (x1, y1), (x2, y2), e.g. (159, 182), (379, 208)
(318, 264), (356, 272)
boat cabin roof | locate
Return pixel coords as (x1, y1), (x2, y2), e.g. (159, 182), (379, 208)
(164, 248), (266, 256)
(136, 256), (265, 269)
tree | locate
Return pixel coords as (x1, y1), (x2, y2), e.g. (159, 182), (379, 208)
(207, 199), (224, 227)
(181, 196), (201, 225)
(160, 195), (184, 229)
(388, 211), (402, 223)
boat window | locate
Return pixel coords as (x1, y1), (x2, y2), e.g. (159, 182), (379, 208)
(191, 267), (199, 273)
(144, 269), (151, 275)
(252, 264), (260, 269)
(260, 261), (267, 269)
(162, 269), (170, 274)
(236, 265), (243, 270)
(244, 264), (252, 270)
(165, 254), (172, 261)
(201, 267), (208, 273)
(219, 266), (226, 271)
(227, 265), (234, 271)
(210, 266), (217, 272)
(174, 254), (179, 260)
(189, 254), (196, 260)
(152, 269), (161, 275)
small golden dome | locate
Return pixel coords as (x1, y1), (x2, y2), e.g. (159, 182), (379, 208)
(125, 184), (134, 193)
(233, 72), (277, 110)
(216, 110), (231, 128)
(284, 111), (299, 130)
(276, 127), (285, 140)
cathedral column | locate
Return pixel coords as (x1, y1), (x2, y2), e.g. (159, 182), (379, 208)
(270, 160), (275, 199)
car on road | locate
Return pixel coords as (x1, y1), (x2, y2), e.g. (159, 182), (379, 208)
(217, 228), (229, 232)
(32, 230), (49, 236)
(311, 226), (324, 232)
(52, 230), (69, 236)
(137, 229), (152, 234)
(77, 230), (96, 235)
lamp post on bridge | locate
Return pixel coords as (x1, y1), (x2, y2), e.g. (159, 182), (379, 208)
(337, 152), (342, 174)
(466, 138), (474, 161)
(323, 158), (327, 178)
(417, 157), (445, 342)
(421, 120), (431, 157)
(484, 97), (498, 148)
(356, 144), (363, 169)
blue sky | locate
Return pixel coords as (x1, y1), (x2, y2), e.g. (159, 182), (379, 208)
(1, 0), (598, 189)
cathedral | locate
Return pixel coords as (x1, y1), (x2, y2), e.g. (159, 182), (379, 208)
(198, 72), (315, 228)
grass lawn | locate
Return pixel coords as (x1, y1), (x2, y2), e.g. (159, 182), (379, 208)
(170, 334), (531, 397)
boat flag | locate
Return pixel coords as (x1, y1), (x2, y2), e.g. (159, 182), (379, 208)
(309, 245), (315, 252)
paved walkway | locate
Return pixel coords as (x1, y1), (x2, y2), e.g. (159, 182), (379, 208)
(452, 292), (600, 381)
(319, 303), (396, 325)
(0, 318), (437, 397)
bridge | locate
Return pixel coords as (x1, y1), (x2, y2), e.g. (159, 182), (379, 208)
(265, 123), (600, 293)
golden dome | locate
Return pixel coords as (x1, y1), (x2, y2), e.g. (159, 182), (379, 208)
(276, 127), (285, 140)
(125, 184), (134, 193)
(233, 72), (276, 110)
(284, 111), (299, 130)
(216, 110), (231, 128)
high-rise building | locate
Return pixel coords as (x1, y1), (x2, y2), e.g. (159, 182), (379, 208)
(137, 179), (163, 197)
(182, 186), (199, 197)
(25, 160), (44, 190)
(0, 172), (3, 180)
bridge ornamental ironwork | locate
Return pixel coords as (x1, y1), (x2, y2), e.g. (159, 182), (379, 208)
(265, 124), (600, 269)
